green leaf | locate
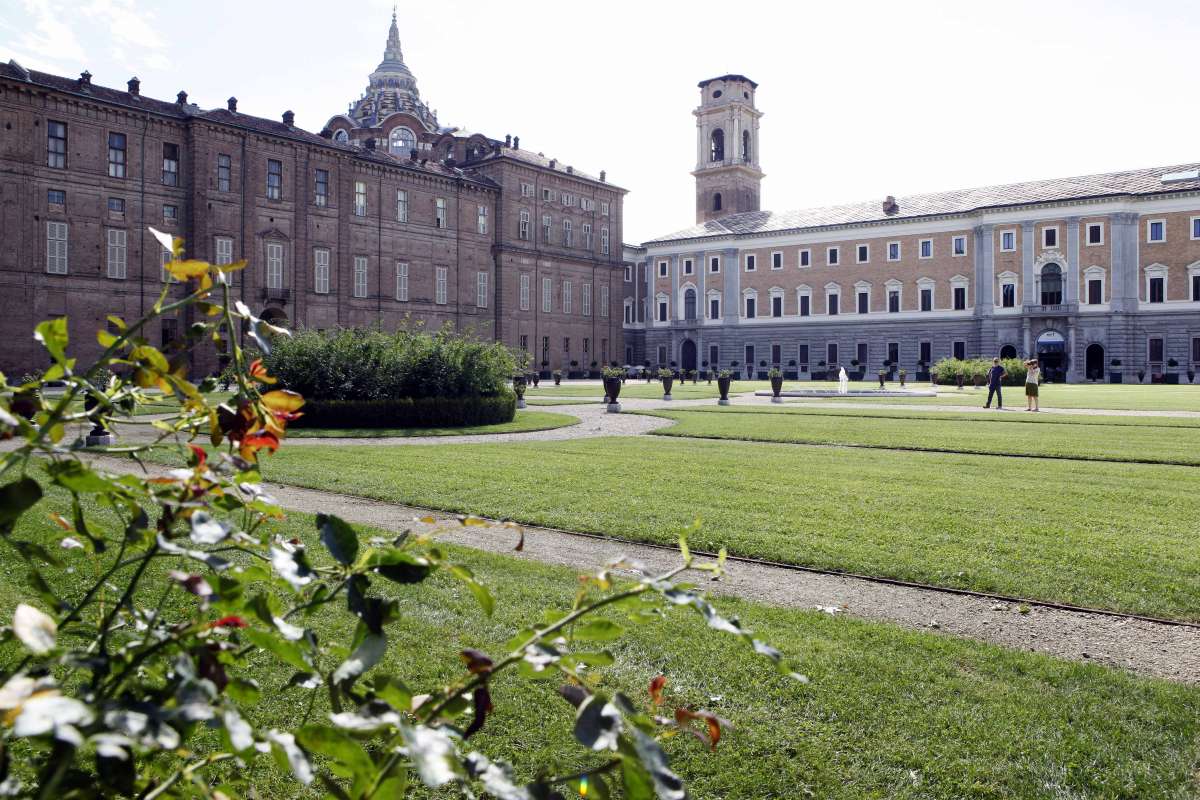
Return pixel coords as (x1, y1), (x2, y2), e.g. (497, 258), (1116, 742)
(227, 678), (261, 705)
(243, 629), (311, 672)
(317, 514), (359, 566)
(567, 651), (615, 667)
(34, 318), (69, 364)
(45, 461), (114, 494)
(572, 620), (625, 642)
(331, 633), (386, 686)
(368, 550), (432, 584)
(296, 725), (373, 780)
(371, 675), (413, 712)
(570, 773), (612, 800)
(449, 565), (494, 617)
(620, 756), (655, 800)
(0, 478), (42, 531)
(678, 534), (691, 564)
(72, 493), (106, 553)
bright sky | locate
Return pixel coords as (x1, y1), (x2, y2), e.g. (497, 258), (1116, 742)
(3, 0), (1198, 244)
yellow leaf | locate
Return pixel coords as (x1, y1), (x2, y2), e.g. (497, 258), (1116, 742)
(167, 260), (211, 281)
(261, 390), (305, 413)
(97, 330), (119, 348)
(218, 259), (248, 274)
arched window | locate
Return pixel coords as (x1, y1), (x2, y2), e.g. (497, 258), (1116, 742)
(713, 193), (722, 212)
(1040, 263), (1063, 305)
(334, 129), (349, 143)
(389, 126), (416, 155)
(741, 130), (751, 162)
(684, 288), (697, 321)
(710, 129), (724, 162)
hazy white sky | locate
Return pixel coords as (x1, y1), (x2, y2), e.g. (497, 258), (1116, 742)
(3, 0), (1198, 243)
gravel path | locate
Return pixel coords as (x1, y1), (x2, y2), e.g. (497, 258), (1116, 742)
(81, 453), (1200, 683)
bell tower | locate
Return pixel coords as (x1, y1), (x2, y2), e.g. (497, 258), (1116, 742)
(692, 74), (763, 224)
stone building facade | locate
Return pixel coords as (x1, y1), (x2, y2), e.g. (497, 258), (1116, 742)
(0, 14), (625, 378)
(624, 75), (1200, 383)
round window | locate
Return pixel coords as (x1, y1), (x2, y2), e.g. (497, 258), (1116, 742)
(712, 90), (722, 99)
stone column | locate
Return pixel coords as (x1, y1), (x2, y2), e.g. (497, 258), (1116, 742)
(1021, 221), (1035, 305)
(1109, 212), (1139, 313)
(1066, 216), (1080, 305)
(723, 247), (740, 323)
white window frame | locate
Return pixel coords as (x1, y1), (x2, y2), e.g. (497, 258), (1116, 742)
(742, 287), (758, 318)
(799, 248), (811, 268)
(600, 201), (609, 216)
(266, 242), (284, 289)
(520, 182), (534, 198)
(796, 285), (812, 317)
(542, 188), (553, 202)
(886, 241), (901, 262)
(768, 286), (785, 318)
(563, 219), (573, 247)
(520, 273), (530, 310)
(542, 276), (553, 312)
(884, 278), (903, 312)
(744, 253), (756, 272)
(161, 248), (175, 283)
(1082, 265), (1106, 305)
(995, 271), (1017, 309)
(477, 205), (488, 235)
(683, 258), (694, 276)
(854, 281), (872, 314)
(542, 214), (552, 242)
(706, 289), (722, 320)
(709, 255), (721, 273)
(477, 271), (488, 308)
(1144, 263), (1168, 303)
(582, 223), (592, 250)
(1146, 218), (1166, 243)
(1191, 216), (1200, 241)
(658, 260), (669, 278)
(354, 181), (367, 217)
(46, 221), (68, 274)
(656, 292), (669, 323)
(562, 280), (573, 314)
(600, 226), (610, 255)
(771, 251), (783, 270)
(353, 255), (368, 298)
(824, 282), (841, 315)
(623, 265), (632, 282)
(624, 298), (635, 325)
(917, 238), (933, 259)
(856, 243), (870, 264)
(519, 209), (530, 240)
(395, 261), (409, 301)
(396, 189), (409, 222)
(952, 235), (967, 257)
(999, 230), (1016, 253)
(101, 228), (126, 280)
(917, 276), (936, 311)
(1189, 261), (1200, 301)
(599, 285), (609, 318)
(1085, 222), (1104, 247)
(435, 198), (448, 229)
(435, 265), (448, 304)
(826, 246), (840, 266)
(582, 282), (592, 316)
(314, 248), (331, 294)
(1041, 225), (1059, 249)
(950, 274), (970, 310)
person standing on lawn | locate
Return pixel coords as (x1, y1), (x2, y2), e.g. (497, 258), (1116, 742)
(984, 358), (1007, 409)
(1024, 358), (1041, 411)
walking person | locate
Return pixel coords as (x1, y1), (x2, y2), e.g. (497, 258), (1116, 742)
(984, 357), (1006, 409)
(1024, 358), (1041, 412)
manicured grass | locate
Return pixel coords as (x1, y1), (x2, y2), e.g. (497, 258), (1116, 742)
(254, 437), (1200, 619)
(527, 380), (771, 400)
(523, 397), (602, 406)
(647, 408), (1200, 465)
(670, 404), (1200, 429)
(813, 383), (1200, 412)
(6, 485), (1200, 798)
(289, 410), (578, 438)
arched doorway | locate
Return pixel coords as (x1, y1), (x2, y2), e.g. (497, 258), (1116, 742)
(999, 344), (1017, 359)
(1037, 330), (1067, 382)
(681, 339), (697, 373)
(1085, 343), (1105, 381)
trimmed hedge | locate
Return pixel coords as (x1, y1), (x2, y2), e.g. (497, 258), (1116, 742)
(932, 358), (1028, 387)
(292, 391), (516, 430)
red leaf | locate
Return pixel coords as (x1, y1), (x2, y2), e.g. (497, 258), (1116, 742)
(209, 616), (248, 629)
(460, 649), (494, 675)
(188, 444), (208, 467)
(673, 708), (729, 751)
(464, 685), (493, 739)
(649, 674), (667, 706)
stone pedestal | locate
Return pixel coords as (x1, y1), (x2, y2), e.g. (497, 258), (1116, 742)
(516, 398), (526, 409)
(86, 432), (115, 446)
(662, 394), (672, 401)
(606, 402), (621, 413)
(771, 396), (783, 403)
(718, 398), (731, 406)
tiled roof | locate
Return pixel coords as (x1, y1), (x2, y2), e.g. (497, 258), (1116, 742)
(647, 162), (1200, 244)
(194, 108), (336, 148)
(2, 61), (186, 118)
(470, 146), (624, 191)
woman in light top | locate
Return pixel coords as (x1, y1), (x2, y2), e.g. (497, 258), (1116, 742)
(1024, 358), (1041, 412)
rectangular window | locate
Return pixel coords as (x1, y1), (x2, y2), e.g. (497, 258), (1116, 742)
(520, 334), (529, 353)
(745, 297), (756, 319)
(710, 256), (720, 273)
(582, 283), (592, 316)
(161, 247), (176, 283)
(215, 236), (233, 266)
(393, 262), (408, 301)
(624, 265), (632, 282)
(218, 154), (232, 192)
(162, 143), (179, 186)
(887, 241), (900, 261)
(1193, 217), (1200, 240)
(47, 121), (67, 168)
(520, 274), (530, 310)
(683, 258), (694, 275)
(658, 261), (669, 278)
(709, 344), (720, 366)
(658, 300), (668, 322)
(1000, 231), (1015, 252)
(354, 181), (367, 216)
(1088, 278), (1102, 304)
(599, 286), (609, 317)
(919, 238), (932, 258)
(563, 219), (573, 246)
(745, 345), (755, 368)
(888, 342), (900, 365)
(1193, 273), (1200, 302)
(827, 247), (839, 266)
(827, 293), (839, 315)
(106, 229), (127, 279)
(435, 266), (448, 304)
(857, 291), (869, 314)
(799, 249), (811, 268)
(542, 277), (552, 312)
(542, 188), (553, 202)
(352, 260), (367, 299)
(601, 201), (610, 216)
(46, 221), (68, 274)
(1042, 226), (1058, 248)
(1001, 283), (1015, 308)
(542, 336), (550, 365)
(314, 169), (328, 207)
(435, 198), (447, 229)
(856, 244), (869, 264)
(266, 242), (284, 289)
(798, 345), (809, 366)
(856, 342), (868, 365)
(771, 344), (782, 365)
(888, 289), (900, 312)
(163, 204), (177, 222)
(710, 297), (720, 319)
(920, 341), (932, 364)
(314, 248), (330, 294)
(1193, 337), (1200, 363)
(953, 340), (966, 360)
(920, 287), (933, 311)
(264, 159), (283, 200)
(478, 205), (489, 235)
(827, 343), (838, 366)
(953, 286), (967, 310)
(799, 294), (810, 316)
(745, 254), (756, 272)
(582, 223), (593, 249)
(542, 214), (552, 242)
(562, 280), (573, 314)
(106, 197), (123, 215)
(952, 235), (967, 256)
(477, 272), (488, 308)
(396, 189), (409, 222)
(772, 295), (783, 317)
(600, 227), (610, 255)
(772, 251), (783, 270)
(520, 183), (533, 197)
(519, 209), (531, 240)
(1149, 276), (1164, 303)
(48, 189), (65, 206)
(108, 132), (126, 178)
(1147, 219), (1165, 243)
(1149, 337), (1164, 363)
(1087, 222), (1104, 245)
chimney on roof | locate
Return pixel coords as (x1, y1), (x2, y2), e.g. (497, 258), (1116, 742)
(227, 97), (237, 112)
(600, 170), (606, 182)
(282, 110), (295, 127)
(493, 142), (500, 155)
(513, 136), (519, 149)
(882, 195), (899, 216)
(78, 70), (92, 89)
(566, 166), (573, 174)
(365, 138), (376, 151)
(127, 76), (140, 95)
(176, 90), (188, 105)
(548, 158), (556, 169)
(409, 148), (417, 161)
(505, 134), (512, 147)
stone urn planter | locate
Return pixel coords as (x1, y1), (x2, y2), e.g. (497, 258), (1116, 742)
(10, 386), (40, 420)
(83, 392), (115, 445)
(717, 373), (732, 406)
(512, 376), (527, 409)
(659, 369), (675, 401)
(878, 370), (886, 389)
(603, 375), (623, 413)
(553, 370), (562, 386)
(769, 369), (784, 403)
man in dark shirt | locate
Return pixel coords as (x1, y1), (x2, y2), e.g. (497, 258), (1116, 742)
(984, 357), (1007, 409)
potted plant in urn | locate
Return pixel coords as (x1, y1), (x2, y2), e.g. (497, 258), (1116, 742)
(513, 374), (528, 409)
(530, 371), (540, 388)
(1137, 368), (1146, 383)
(552, 369), (563, 386)
(659, 367), (675, 400)
(877, 369), (886, 389)
(717, 369), (733, 405)
(768, 367), (785, 403)
(898, 368), (907, 388)
(602, 366), (624, 413)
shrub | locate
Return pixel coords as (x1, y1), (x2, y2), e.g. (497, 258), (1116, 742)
(293, 393), (516, 429)
(932, 358), (1027, 386)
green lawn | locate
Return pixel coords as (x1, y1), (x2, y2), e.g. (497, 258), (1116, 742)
(524, 397), (602, 406)
(251, 437), (1200, 619)
(809, 383), (1200, 412)
(289, 410), (578, 438)
(647, 408), (1200, 465)
(6, 485), (1200, 798)
(527, 380), (770, 400)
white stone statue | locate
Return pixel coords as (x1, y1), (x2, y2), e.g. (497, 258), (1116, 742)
(838, 367), (849, 395)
